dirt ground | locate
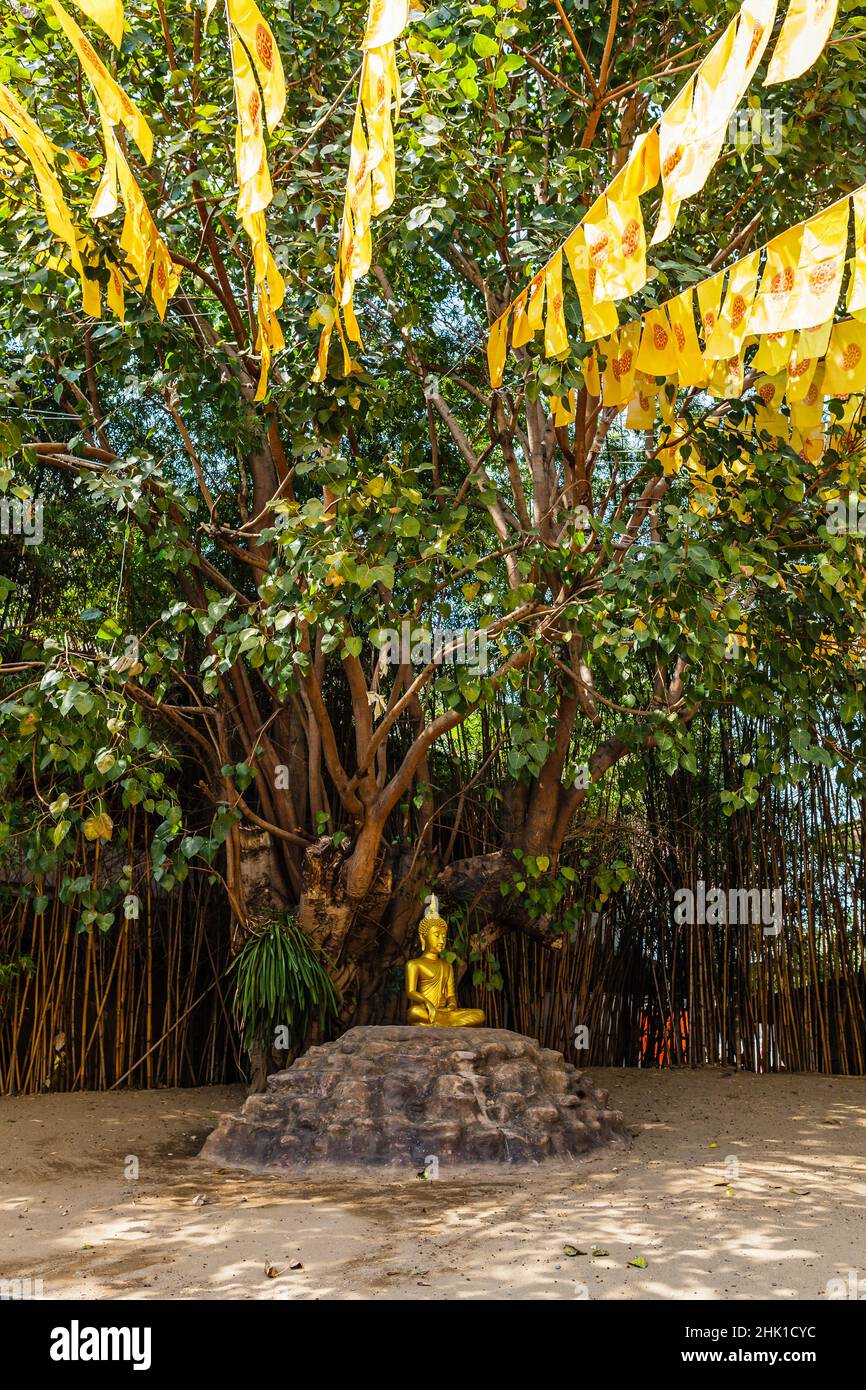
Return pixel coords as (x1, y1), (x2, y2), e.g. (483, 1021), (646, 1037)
(1, 1068), (863, 1300)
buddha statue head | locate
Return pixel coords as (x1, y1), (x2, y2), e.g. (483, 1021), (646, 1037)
(417, 894), (448, 956)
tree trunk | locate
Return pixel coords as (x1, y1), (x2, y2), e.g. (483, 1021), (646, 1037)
(231, 827), (292, 1092)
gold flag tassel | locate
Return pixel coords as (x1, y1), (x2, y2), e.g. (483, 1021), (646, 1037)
(313, 0), (410, 382)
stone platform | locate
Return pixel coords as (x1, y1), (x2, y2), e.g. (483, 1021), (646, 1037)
(200, 1026), (627, 1170)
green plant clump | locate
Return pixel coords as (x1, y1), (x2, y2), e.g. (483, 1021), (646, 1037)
(230, 916), (339, 1053)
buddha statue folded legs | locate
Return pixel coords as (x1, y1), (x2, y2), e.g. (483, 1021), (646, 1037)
(406, 1002), (486, 1027)
(405, 896), (485, 1028)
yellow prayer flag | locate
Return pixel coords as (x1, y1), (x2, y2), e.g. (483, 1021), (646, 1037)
(68, 0), (124, 47)
(722, 0), (778, 101)
(231, 30), (269, 195)
(563, 227), (618, 342)
(697, 270), (725, 342)
(792, 424), (825, 462)
(652, 77), (694, 246)
(510, 290), (533, 350)
(253, 284), (285, 400)
(79, 260), (102, 317)
(797, 319), (833, 360)
(828, 394), (865, 437)
(705, 251), (760, 359)
(847, 189), (866, 318)
(636, 307), (678, 376)
(765, 0), (839, 85)
(116, 141), (156, 289)
(551, 391), (576, 427)
(652, 0), (776, 246)
(658, 380), (678, 424)
(589, 194), (647, 304)
(526, 269), (545, 333)
(339, 110), (374, 303)
(237, 157), (273, 222)
(341, 293), (362, 347)
(49, 0), (153, 164)
(363, 0), (410, 49)
(602, 322), (641, 407)
(753, 372), (789, 441)
(800, 198), (849, 266)
(487, 309), (509, 387)
(785, 197), (848, 328)
(0, 84), (96, 308)
(89, 100), (119, 218)
(106, 258), (126, 321)
(333, 301), (360, 377)
(789, 362), (824, 430)
(785, 341), (818, 404)
(667, 289), (708, 387)
(315, 0), (410, 379)
(151, 239), (181, 320)
(582, 348), (600, 398)
(607, 128), (660, 202)
(626, 374), (657, 430)
(312, 309), (335, 384)
(591, 133), (657, 300)
(749, 225), (803, 333)
(824, 321), (866, 395)
(707, 349), (745, 399)
(361, 48), (398, 217)
(243, 210), (284, 308)
(657, 419), (695, 476)
(544, 253), (569, 358)
(243, 207), (284, 393)
(753, 371), (786, 412)
(751, 329), (793, 374)
(228, 0), (286, 131)
(683, 14), (739, 180)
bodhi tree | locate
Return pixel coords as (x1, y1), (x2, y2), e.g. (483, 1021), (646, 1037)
(1, 0), (866, 1034)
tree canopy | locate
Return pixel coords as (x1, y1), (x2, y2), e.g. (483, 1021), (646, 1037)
(2, 0), (865, 1026)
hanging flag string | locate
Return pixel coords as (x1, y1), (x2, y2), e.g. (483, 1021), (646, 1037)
(486, 0), (841, 389)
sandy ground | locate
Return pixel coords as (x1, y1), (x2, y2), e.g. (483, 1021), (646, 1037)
(0, 1069), (864, 1301)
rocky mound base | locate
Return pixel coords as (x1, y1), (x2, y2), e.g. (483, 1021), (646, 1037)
(200, 1026), (627, 1170)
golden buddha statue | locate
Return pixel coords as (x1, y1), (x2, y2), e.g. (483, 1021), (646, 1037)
(405, 896), (485, 1027)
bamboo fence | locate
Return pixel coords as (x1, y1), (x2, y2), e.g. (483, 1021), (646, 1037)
(0, 814), (242, 1094)
(463, 716), (866, 1074)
